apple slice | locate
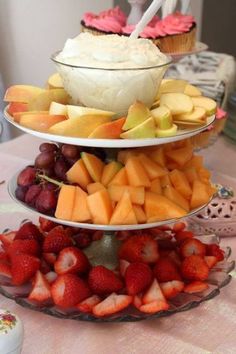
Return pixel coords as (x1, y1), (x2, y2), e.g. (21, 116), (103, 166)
(67, 105), (115, 119)
(184, 84), (202, 97)
(120, 117), (156, 139)
(159, 79), (188, 94)
(19, 114), (66, 132)
(4, 85), (45, 103)
(160, 93), (193, 115)
(7, 102), (28, 116)
(88, 117), (125, 139)
(156, 124), (178, 137)
(47, 73), (63, 89)
(191, 97), (217, 116)
(151, 106), (172, 129)
(173, 107), (206, 124)
(49, 102), (67, 115)
(122, 101), (151, 131)
(28, 89), (70, 111)
(13, 110), (48, 123)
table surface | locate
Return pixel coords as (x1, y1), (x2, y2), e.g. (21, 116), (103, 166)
(0, 133), (236, 354)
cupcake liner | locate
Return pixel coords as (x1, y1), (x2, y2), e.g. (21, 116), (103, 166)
(158, 27), (196, 53)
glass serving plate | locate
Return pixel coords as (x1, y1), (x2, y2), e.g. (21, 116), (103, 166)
(4, 107), (215, 149)
(0, 229), (234, 323)
(169, 42), (209, 63)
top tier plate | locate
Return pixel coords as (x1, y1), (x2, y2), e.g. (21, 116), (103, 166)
(4, 107), (215, 148)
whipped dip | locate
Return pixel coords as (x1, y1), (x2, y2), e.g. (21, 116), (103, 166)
(54, 33), (170, 113)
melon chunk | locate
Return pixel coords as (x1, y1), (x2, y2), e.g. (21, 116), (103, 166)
(108, 167), (128, 186)
(81, 152), (105, 182)
(125, 157), (151, 187)
(87, 182), (105, 195)
(163, 185), (190, 211)
(149, 178), (162, 194)
(184, 156), (203, 171)
(160, 175), (172, 188)
(144, 192), (187, 222)
(117, 150), (139, 164)
(169, 170), (192, 199)
(55, 185), (75, 221)
(108, 185), (145, 205)
(183, 167), (199, 186)
(165, 146), (193, 167)
(110, 192), (137, 225)
(138, 154), (168, 180)
(133, 205), (147, 224)
(87, 189), (113, 225)
(71, 187), (91, 222)
(101, 161), (123, 187)
(198, 168), (211, 184)
(149, 147), (166, 167)
(66, 159), (92, 190)
(190, 180), (210, 209)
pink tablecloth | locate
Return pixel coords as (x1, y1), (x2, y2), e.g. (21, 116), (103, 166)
(0, 134), (236, 354)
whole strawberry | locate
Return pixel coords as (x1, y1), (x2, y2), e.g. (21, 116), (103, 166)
(54, 247), (90, 275)
(153, 257), (182, 282)
(181, 255), (209, 281)
(15, 222), (43, 243)
(118, 234), (159, 264)
(43, 226), (73, 253)
(11, 253), (40, 285)
(88, 265), (123, 295)
(125, 262), (153, 295)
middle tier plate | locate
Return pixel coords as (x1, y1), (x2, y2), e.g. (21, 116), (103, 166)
(4, 107), (215, 148)
(8, 173), (212, 231)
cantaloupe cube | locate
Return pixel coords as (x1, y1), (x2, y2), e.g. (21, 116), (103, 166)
(198, 168), (211, 184)
(107, 185), (145, 205)
(165, 146), (193, 167)
(149, 178), (162, 194)
(87, 189), (113, 224)
(184, 155), (203, 171)
(66, 159), (92, 190)
(108, 167), (128, 186)
(110, 192), (137, 225)
(190, 180), (210, 209)
(137, 154), (168, 180)
(133, 205), (147, 224)
(149, 147), (166, 167)
(125, 157), (151, 187)
(81, 152), (105, 182)
(101, 161), (123, 187)
(183, 167), (199, 186)
(117, 150), (139, 164)
(87, 182), (105, 194)
(160, 175), (172, 188)
(71, 187), (91, 222)
(163, 185), (190, 211)
(169, 170), (192, 199)
(144, 192), (187, 222)
(55, 185), (75, 221)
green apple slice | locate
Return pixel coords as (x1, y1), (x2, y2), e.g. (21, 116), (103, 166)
(120, 117), (156, 139)
(173, 107), (206, 123)
(156, 124), (178, 137)
(67, 105), (115, 119)
(151, 106), (173, 129)
(122, 101), (151, 131)
(191, 97), (217, 116)
(160, 93), (193, 115)
(184, 84), (202, 97)
(49, 101), (67, 115)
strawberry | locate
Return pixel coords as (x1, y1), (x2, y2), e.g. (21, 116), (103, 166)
(44, 271), (57, 284)
(0, 231), (16, 250)
(174, 230), (194, 244)
(160, 280), (184, 299)
(179, 238), (206, 258)
(15, 222), (43, 243)
(54, 247), (90, 275)
(39, 217), (56, 232)
(73, 232), (92, 249)
(93, 293), (132, 317)
(184, 281), (209, 294)
(43, 252), (57, 266)
(181, 255), (209, 281)
(153, 257), (182, 282)
(28, 270), (51, 302)
(204, 256), (218, 269)
(39, 259), (51, 274)
(125, 262), (153, 296)
(118, 234), (159, 264)
(119, 259), (130, 278)
(142, 279), (166, 304)
(158, 239), (177, 251)
(133, 294), (142, 310)
(88, 265), (123, 296)
(11, 253), (40, 285)
(7, 239), (40, 258)
(0, 262), (12, 278)
(0, 252), (9, 262)
(43, 226), (73, 253)
(51, 274), (91, 308)
(139, 300), (169, 314)
(206, 244), (224, 262)
(172, 222), (186, 233)
(76, 295), (101, 313)
(92, 230), (103, 242)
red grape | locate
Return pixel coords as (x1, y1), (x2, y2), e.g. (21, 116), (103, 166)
(15, 186), (29, 202)
(25, 184), (42, 207)
(35, 151), (55, 169)
(54, 158), (69, 181)
(61, 144), (79, 159)
(39, 143), (58, 153)
(17, 167), (36, 187)
(35, 189), (57, 215)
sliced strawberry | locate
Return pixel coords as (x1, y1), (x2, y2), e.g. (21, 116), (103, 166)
(142, 279), (166, 304)
(119, 259), (130, 278)
(43, 252), (57, 266)
(179, 238), (206, 258)
(181, 255), (209, 281)
(172, 222), (186, 233)
(88, 265), (123, 296)
(7, 239), (40, 258)
(168, 250), (181, 266)
(184, 281), (209, 294)
(93, 293), (132, 317)
(204, 256), (218, 269)
(54, 247), (90, 275)
(76, 295), (101, 313)
(44, 271), (57, 284)
(174, 230), (194, 244)
(0, 262), (12, 278)
(153, 257), (182, 282)
(28, 270), (51, 302)
(40, 258), (51, 274)
(39, 217), (56, 232)
(51, 274), (91, 308)
(158, 239), (177, 251)
(43, 226), (73, 253)
(133, 294), (142, 310)
(160, 280), (184, 299)
(206, 244), (224, 262)
(139, 300), (169, 314)
(11, 253), (40, 285)
(15, 222), (43, 243)
(118, 234), (159, 264)
(0, 252), (9, 262)
(73, 232), (92, 249)
(116, 230), (133, 241)
(0, 231), (16, 250)
(125, 262), (153, 296)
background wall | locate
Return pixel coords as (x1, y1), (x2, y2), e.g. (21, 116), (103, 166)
(0, 0), (113, 88)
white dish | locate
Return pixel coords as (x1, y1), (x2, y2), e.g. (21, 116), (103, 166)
(8, 172), (212, 232)
(169, 42), (209, 63)
(4, 107), (215, 148)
